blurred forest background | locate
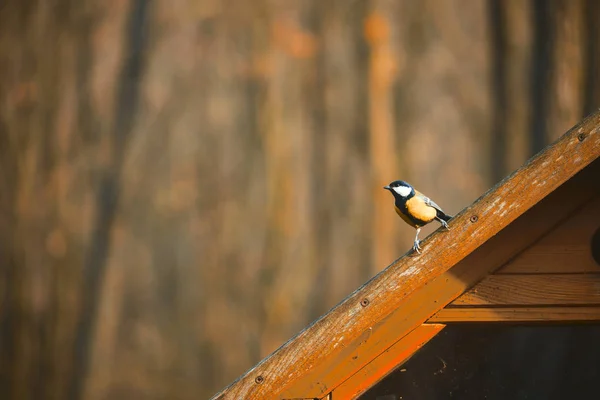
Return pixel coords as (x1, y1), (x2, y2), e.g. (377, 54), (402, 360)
(0, 0), (599, 399)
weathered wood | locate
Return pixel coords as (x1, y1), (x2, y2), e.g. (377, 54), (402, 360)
(429, 307), (600, 323)
(328, 324), (445, 400)
(277, 155), (600, 399)
(496, 195), (600, 274)
(211, 113), (600, 400)
(449, 274), (600, 306)
(278, 164), (599, 399)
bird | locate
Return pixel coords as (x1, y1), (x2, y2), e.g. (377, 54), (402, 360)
(383, 180), (452, 254)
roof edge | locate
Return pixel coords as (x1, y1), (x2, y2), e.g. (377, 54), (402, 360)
(212, 110), (600, 400)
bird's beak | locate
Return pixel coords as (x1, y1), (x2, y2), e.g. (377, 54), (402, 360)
(383, 185), (391, 190)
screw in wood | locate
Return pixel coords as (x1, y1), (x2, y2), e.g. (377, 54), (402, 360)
(578, 132), (587, 142)
(470, 215), (478, 223)
(360, 298), (370, 307)
(255, 375), (264, 384)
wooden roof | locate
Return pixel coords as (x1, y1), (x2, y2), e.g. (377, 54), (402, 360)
(212, 111), (600, 400)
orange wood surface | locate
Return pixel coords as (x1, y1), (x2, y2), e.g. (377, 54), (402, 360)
(496, 195), (600, 274)
(279, 163), (599, 399)
(429, 306), (600, 323)
(329, 324), (445, 400)
(449, 273), (600, 306)
(212, 114), (600, 400)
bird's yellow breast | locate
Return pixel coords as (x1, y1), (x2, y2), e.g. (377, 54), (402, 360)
(405, 196), (437, 223)
(394, 205), (419, 228)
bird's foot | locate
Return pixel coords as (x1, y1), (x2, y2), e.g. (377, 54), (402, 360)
(441, 220), (450, 230)
(413, 240), (422, 254)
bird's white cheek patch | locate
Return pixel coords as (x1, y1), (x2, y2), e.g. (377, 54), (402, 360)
(393, 186), (412, 197)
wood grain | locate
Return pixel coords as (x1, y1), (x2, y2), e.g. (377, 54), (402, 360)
(278, 155), (600, 398)
(212, 114), (599, 400)
(279, 163), (599, 399)
(449, 274), (600, 306)
(329, 324), (445, 400)
(429, 307), (600, 323)
(496, 195), (600, 274)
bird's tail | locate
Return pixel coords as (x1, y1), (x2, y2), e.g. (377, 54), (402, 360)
(436, 211), (452, 222)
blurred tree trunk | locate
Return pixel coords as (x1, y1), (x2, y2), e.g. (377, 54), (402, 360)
(0, 0), (137, 398)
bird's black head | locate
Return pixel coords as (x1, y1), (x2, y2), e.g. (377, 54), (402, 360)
(383, 180), (414, 199)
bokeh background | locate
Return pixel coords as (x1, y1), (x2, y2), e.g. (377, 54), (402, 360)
(1, 0), (598, 399)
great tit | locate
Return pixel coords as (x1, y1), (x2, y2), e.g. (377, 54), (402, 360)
(384, 180), (452, 253)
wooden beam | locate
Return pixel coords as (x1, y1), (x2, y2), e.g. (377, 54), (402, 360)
(449, 273), (600, 306)
(328, 324), (445, 400)
(278, 162), (599, 399)
(497, 195), (600, 274)
(429, 307), (600, 323)
(211, 114), (600, 400)
(296, 168), (600, 398)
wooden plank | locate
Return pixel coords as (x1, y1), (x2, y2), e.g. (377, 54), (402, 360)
(449, 274), (600, 306)
(429, 307), (600, 323)
(307, 170), (600, 398)
(277, 160), (600, 399)
(497, 195), (600, 274)
(329, 324), (445, 400)
(211, 114), (600, 400)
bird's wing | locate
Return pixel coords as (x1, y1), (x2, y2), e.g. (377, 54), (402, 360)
(415, 190), (445, 214)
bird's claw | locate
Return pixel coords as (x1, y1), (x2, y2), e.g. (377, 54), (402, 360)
(413, 240), (421, 254)
(441, 220), (450, 231)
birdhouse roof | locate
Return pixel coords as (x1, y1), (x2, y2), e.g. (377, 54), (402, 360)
(212, 112), (600, 400)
